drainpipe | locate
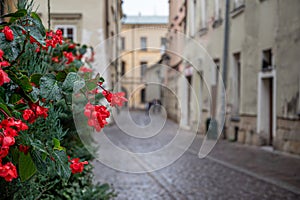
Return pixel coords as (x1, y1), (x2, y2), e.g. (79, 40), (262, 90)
(115, 0), (120, 91)
(47, 0), (50, 30)
(221, 0), (230, 139)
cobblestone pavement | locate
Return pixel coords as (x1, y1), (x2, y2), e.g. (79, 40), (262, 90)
(92, 111), (300, 200)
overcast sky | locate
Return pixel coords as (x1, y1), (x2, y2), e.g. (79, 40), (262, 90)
(122, 0), (169, 16)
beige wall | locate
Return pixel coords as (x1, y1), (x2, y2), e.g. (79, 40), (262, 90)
(35, 0), (105, 46)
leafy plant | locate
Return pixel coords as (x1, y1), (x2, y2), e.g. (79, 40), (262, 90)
(0, 1), (126, 199)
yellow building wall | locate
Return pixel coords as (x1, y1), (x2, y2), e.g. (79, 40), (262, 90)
(121, 24), (167, 109)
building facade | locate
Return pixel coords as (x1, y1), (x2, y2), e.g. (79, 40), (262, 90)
(178, 0), (300, 155)
(120, 15), (168, 109)
(34, 0), (123, 89)
(164, 0), (187, 123)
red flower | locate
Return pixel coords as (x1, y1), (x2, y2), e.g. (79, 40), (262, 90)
(1, 118), (28, 132)
(0, 61), (10, 67)
(3, 127), (18, 137)
(19, 145), (30, 155)
(69, 158), (88, 174)
(29, 103), (48, 120)
(102, 90), (113, 102)
(35, 47), (40, 53)
(0, 162), (18, 182)
(0, 147), (9, 159)
(69, 44), (76, 49)
(55, 29), (62, 37)
(44, 30), (63, 50)
(29, 36), (39, 45)
(79, 66), (93, 73)
(2, 136), (15, 148)
(52, 56), (59, 63)
(22, 109), (35, 122)
(111, 92), (127, 107)
(3, 26), (14, 41)
(0, 69), (10, 86)
(88, 88), (99, 94)
(0, 49), (3, 58)
(84, 102), (110, 132)
(63, 52), (74, 64)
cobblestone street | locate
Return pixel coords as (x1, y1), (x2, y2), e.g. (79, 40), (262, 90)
(93, 111), (300, 200)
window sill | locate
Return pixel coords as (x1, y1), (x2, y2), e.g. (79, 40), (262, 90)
(199, 27), (208, 37)
(230, 5), (245, 18)
(212, 18), (223, 29)
(231, 116), (240, 122)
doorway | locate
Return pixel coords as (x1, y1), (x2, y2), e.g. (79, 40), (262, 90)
(257, 71), (276, 146)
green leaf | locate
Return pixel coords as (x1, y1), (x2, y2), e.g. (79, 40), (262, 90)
(6, 71), (33, 93)
(56, 71), (67, 82)
(62, 72), (81, 93)
(31, 140), (48, 155)
(1, 9), (27, 19)
(86, 74), (102, 91)
(26, 87), (39, 103)
(30, 73), (43, 87)
(52, 150), (71, 181)
(40, 74), (62, 101)
(31, 12), (46, 36)
(53, 138), (65, 151)
(0, 102), (12, 117)
(10, 94), (22, 104)
(31, 150), (47, 174)
(19, 152), (37, 182)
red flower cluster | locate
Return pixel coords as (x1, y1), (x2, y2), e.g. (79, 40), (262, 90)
(52, 56), (59, 63)
(0, 162), (17, 182)
(63, 51), (75, 64)
(2, 26), (14, 41)
(19, 145), (30, 155)
(69, 158), (88, 174)
(44, 30), (63, 50)
(84, 102), (110, 132)
(0, 49), (10, 86)
(0, 118), (28, 182)
(22, 102), (48, 124)
(102, 91), (127, 107)
(0, 49), (10, 68)
(79, 66), (93, 73)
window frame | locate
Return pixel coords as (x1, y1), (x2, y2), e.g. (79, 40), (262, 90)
(121, 37), (125, 50)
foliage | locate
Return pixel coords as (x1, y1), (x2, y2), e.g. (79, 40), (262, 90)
(0, 1), (126, 199)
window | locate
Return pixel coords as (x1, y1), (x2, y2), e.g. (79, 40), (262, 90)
(121, 37), (125, 50)
(140, 89), (146, 103)
(161, 37), (167, 47)
(140, 62), (147, 77)
(262, 49), (272, 71)
(200, 0), (207, 28)
(161, 37), (167, 53)
(213, 59), (220, 84)
(55, 25), (77, 42)
(121, 61), (126, 76)
(140, 37), (147, 51)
